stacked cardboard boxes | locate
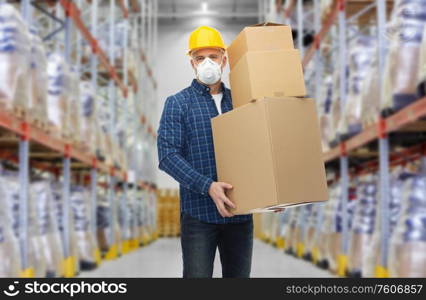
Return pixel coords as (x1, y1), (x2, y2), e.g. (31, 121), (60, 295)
(212, 23), (328, 215)
(157, 189), (180, 237)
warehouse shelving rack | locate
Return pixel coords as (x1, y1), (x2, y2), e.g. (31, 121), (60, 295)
(258, 0), (426, 277)
(0, 0), (159, 277)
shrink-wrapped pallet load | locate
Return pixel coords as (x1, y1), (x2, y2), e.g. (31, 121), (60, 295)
(31, 181), (65, 277)
(389, 159), (426, 277)
(381, 0), (426, 115)
(0, 3), (31, 114)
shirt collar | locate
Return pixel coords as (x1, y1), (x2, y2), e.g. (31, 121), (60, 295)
(191, 78), (227, 96)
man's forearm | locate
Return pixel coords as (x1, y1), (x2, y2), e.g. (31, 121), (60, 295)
(159, 152), (213, 195)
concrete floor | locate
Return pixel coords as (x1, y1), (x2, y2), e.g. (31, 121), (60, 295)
(79, 238), (332, 278)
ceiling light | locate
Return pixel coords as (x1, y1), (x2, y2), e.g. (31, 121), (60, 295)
(201, 2), (208, 13)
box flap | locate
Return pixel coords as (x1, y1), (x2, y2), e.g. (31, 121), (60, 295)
(249, 22), (287, 27)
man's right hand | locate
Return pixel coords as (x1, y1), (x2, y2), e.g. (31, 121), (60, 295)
(208, 182), (236, 218)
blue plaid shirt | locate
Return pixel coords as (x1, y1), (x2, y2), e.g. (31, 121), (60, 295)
(157, 79), (252, 224)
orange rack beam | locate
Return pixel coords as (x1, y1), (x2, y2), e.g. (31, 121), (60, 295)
(323, 97), (426, 163)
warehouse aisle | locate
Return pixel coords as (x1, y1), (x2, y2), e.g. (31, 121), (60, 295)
(79, 239), (332, 277)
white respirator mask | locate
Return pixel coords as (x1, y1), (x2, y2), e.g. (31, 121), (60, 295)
(195, 57), (222, 85)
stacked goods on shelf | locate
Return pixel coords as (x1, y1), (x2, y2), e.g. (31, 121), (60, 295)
(113, 191), (123, 256)
(260, 212), (275, 243)
(360, 57), (380, 128)
(322, 183), (341, 272)
(318, 75), (334, 152)
(118, 192), (131, 251)
(126, 194), (138, 249)
(0, 3), (31, 115)
(322, 182), (356, 273)
(97, 95), (114, 165)
(28, 27), (48, 127)
(328, 62), (349, 147)
(307, 203), (326, 265)
(347, 174), (378, 277)
(417, 24), (426, 98)
(338, 34), (376, 140)
(213, 23), (327, 214)
(141, 190), (153, 244)
(274, 211), (290, 248)
(134, 191), (146, 244)
(79, 81), (97, 154)
(148, 190), (158, 238)
(303, 203), (325, 261)
(51, 182), (80, 275)
(31, 181), (65, 277)
(156, 189), (166, 236)
(46, 53), (72, 138)
(294, 205), (312, 257)
(70, 186), (98, 270)
(283, 207), (300, 254)
(68, 69), (82, 144)
(363, 166), (413, 277)
(0, 172), (46, 277)
(381, 0), (426, 115)
(389, 158), (426, 277)
(0, 174), (21, 277)
(96, 192), (112, 253)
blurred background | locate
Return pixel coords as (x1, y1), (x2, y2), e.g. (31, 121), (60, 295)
(0, 0), (425, 278)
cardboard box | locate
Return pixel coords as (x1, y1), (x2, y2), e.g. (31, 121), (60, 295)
(229, 49), (306, 108)
(211, 97), (328, 215)
(227, 23), (294, 69)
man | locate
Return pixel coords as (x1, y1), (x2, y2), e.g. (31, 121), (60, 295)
(157, 25), (253, 278)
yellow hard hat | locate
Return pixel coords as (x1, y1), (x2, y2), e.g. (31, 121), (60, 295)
(187, 26), (226, 55)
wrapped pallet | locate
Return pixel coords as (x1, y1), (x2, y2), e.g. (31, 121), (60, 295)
(360, 58), (381, 128)
(318, 75), (334, 151)
(51, 182), (80, 275)
(363, 166), (414, 277)
(303, 203), (325, 261)
(70, 186), (98, 270)
(0, 176), (21, 277)
(79, 81), (97, 154)
(0, 3), (31, 113)
(68, 69), (81, 143)
(47, 53), (71, 138)
(328, 64), (347, 147)
(338, 34), (376, 139)
(322, 182), (356, 273)
(0, 174), (46, 277)
(283, 207), (300, 254)
(389, 159), (426, 277)
(381, 0), (426, 115)
(347, 174), (378, 277)
(96, 201), (110, 253)
(323, 184), (341, 273)
(29, 27), (48, 126)
(31, 181), (65, 277)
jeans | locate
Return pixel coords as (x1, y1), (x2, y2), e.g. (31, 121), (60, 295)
(180, 211), (253, 278)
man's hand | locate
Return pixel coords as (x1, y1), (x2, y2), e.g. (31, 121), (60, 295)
(208, 182), (236, 217)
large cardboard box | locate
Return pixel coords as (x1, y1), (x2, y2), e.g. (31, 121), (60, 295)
(211, 97), (328, 215)
(227, 23), (294, 69)
(229, 49), (306, 108)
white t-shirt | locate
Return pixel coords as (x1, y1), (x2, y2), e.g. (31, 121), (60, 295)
(211, 93), (223, 114)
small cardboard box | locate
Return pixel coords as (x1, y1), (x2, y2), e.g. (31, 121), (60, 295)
(211, 97), (328, 215)
(227, 22), (294, 69)
(229, 49), (306, 108)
